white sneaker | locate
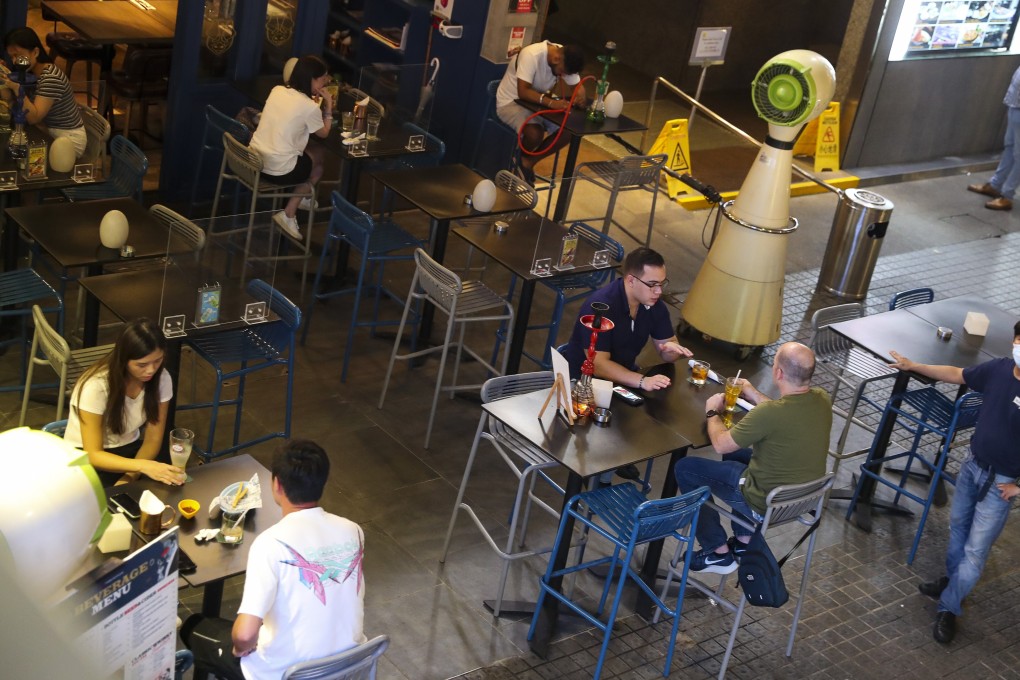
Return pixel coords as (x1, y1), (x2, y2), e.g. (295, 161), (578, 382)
(273, 211), (303, 242)
(298, 197), (319, 211)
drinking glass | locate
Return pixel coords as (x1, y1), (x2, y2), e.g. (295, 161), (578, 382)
(724, 377), (742, 412)
(366, 113), (381, 140)
(690, 360), (710, 386)
(221, 509), (245, 543)
(169, 427), (194, 483)
(341, 110), (354, 133)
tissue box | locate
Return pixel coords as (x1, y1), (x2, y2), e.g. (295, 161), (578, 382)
(97, 512), (132, 553)
(964, 312), (989, 336)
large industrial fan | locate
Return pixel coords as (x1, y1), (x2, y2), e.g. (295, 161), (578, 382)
(681, 50), (835, 357)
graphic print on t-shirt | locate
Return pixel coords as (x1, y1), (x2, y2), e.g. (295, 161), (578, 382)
(278, 535), (364, 604)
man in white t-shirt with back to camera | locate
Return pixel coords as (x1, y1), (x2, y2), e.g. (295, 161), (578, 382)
(496, 40), (585, 184)
(182, 439), (365, 680)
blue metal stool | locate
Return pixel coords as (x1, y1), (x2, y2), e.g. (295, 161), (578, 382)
(301, 191), (426, 382)
(0, 269), (63, 393)
(528, 483), (710, 680)
(847, 388), (982, 564)
(178, 279), (300, 460)
(62, 135), (148, 202)
(188, 104), (251, 216)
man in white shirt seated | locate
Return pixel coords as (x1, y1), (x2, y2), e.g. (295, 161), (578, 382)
(495, 40), (585, 183)
(181, 440), (366, 680)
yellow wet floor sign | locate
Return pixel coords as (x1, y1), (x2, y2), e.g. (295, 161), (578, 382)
(647, 118), (692, 198)
(814, 102), (840, 173)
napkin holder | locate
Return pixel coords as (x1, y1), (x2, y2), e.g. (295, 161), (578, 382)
(963, 312), (989, 336)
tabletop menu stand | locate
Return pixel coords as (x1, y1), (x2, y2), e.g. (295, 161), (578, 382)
(538, 373), (574, 425)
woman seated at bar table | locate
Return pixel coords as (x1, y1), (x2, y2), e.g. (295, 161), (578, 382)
(249, 55), (333, 243)
(64, 319), (184, 488)
(0, 27), (87, 157)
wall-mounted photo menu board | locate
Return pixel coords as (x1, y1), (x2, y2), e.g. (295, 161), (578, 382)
(890, 0), (1020, 59)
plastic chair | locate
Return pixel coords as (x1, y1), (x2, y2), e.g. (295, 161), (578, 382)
(809, 303), (897, 477)
(565, 154), (667, 247)
(847, 389), (982, 564)
(79, 104), (111, 171)
(41, 419), (68, 437)
(207, 132), (316, 296)
(492, 221), (623, 369)
(889, 287), (934, 310)
(282, 635), (389, 680)
(440, 371), (566, 616)
(302, 191), (426, 382)
(378, 248), (515, 449)
(188, 104), (251, 214)
(0, 269), (63, 394)
(62, 134), (148, 202)
(107, 46), (173, 142)
(675, 473), (834, 680)
(527, 484), (710, 680)
(19, 304), (113, 426)
(178, 279), (300, 460)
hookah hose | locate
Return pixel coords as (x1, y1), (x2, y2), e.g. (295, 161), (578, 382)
(517, 75), (597, 157)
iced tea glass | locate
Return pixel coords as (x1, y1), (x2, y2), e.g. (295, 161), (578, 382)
(690, 360), (710, 386)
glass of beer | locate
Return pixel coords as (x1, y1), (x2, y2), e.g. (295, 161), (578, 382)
(169, 428), (194, 483)
(724, 377), (742, 412)
(690, 360), (710, 386)
(366, 113), (381, 140)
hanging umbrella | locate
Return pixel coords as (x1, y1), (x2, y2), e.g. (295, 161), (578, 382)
(415, 58), (440, 124)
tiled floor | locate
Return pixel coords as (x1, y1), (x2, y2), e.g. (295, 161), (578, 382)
(7, 143), (1020, 679)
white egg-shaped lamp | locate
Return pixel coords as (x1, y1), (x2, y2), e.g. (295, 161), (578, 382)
(283, 57), (298, 84)
(99, 209), (130, 249)
(472, 179), (497, 212)
(49, 136), (77, 172)
(0, 428), (109, 602)
(604, 90), (624, 119)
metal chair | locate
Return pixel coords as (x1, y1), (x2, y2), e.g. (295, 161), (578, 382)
(470, 80), (519, 177)
(440, 371), (566, 616)
(62, 134), (148, 202)
(889, 287), (934, 310)
(528, 484), (710, 680)
(107, 46), (173, 142)
(809, 303), (897, 478)
(0, 269), (63, 394)
(41, 419), (68, 437)
(564, 153), (667, 247)
(207, 132), (316, 295)
(491, 221), (623, 369)
(847, 389), (982, 564)
(378, 248), (515, 449)
(461, 169), (538, 278)
(188, 104), (251, 214)
(79, 104), (111, 171)
(675, 473), (835, 680)
(302, 191), (426, 382)
(282, 635), (389, 680)
(177, 279), (300, 460)
(19, 304), (113, 427)
(45, 31), (104, 107)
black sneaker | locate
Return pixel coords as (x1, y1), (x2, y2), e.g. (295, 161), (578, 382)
(728, 536), (750, 562)
(689, 546), (737, 574)
(919, 576), (949, 599)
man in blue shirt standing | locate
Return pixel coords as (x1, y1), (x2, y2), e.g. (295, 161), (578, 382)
(968, 66), (1020, 210)
(888, 320), (1020, 644)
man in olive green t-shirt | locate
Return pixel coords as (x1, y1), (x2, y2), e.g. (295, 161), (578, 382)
(675, 342), (831, 575)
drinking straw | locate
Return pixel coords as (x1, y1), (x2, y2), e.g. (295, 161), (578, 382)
(734, 370), (741, 382)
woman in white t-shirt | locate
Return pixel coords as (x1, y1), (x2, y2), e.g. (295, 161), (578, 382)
(249, 55), (333, 243)
(65, 319), (183, 488)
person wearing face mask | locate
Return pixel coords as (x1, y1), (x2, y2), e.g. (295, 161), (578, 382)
(887, 320), (1020, 645)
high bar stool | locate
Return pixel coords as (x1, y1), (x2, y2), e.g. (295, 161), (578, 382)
(0, 270), (64, 395)
(528, 484), (710, 680)
(670, 473), (834, 680)
(889, 286), (934, 310)
(847, 389), (982, 564)
(378, 248), (515, 449)
(187, 105), (251, 216)
(439, 371), (566, 616)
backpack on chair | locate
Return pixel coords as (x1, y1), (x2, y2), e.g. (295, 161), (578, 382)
(737, 517), (820, 608)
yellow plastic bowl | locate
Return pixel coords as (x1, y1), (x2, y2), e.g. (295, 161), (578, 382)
(178, 499), (200, 519)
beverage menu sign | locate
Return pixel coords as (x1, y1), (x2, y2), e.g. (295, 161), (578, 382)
(890, 0), (1020, 59)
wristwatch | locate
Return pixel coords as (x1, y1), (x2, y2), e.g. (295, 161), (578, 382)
(706, 410), (719, 419)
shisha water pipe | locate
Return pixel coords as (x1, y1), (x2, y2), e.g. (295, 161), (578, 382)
(7, 54), (35, 166)
(587, 41), (618, 124)
(572, 301), (614, 419)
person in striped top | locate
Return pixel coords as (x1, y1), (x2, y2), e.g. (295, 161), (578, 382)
(0, 28), (87, 157)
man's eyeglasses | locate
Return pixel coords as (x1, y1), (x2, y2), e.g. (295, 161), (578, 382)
(632, 276), (669, 292)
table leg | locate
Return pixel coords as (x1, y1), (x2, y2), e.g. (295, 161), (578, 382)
(552, 137), (581, 222)
(82, 264), (103, 347)
(1, 193), (18, 273)
(417, 217), (450, 344)
(529, 471), (584, 658)
(505, 279), (536, 374)
(635, 447), (686, 620)
(201, 580), (224, 618)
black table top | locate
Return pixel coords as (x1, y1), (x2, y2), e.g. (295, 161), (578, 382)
(453, 212), (609, 282)
(483, 388), (691, 479)
(370, 164), (533, 222)
(78, 262), (266, 333)
(517, 99), (647, 137)
(0, 127), (89, 190)
(41, 0), (176, 45)
(903, 295), (1017, 358)
(640, 362), (746, 450)
(6, 198), (191, 269)
(111, 454), (282, 589)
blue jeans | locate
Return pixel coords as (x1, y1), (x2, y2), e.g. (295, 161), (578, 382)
(674, 449), (759, 551)
(939, 456), (1013, 616)
(989, 106), (1020, 200)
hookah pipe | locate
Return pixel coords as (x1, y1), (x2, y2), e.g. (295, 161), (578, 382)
(517, 75), (594, 159)
(8, 55), (34, 126)
(587, 41), (617, 124)
(580, 301), (613, 376)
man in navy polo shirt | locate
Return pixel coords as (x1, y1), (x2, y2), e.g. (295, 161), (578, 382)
(888, 320), (1020, 645)
(562, 247), (692, 389)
